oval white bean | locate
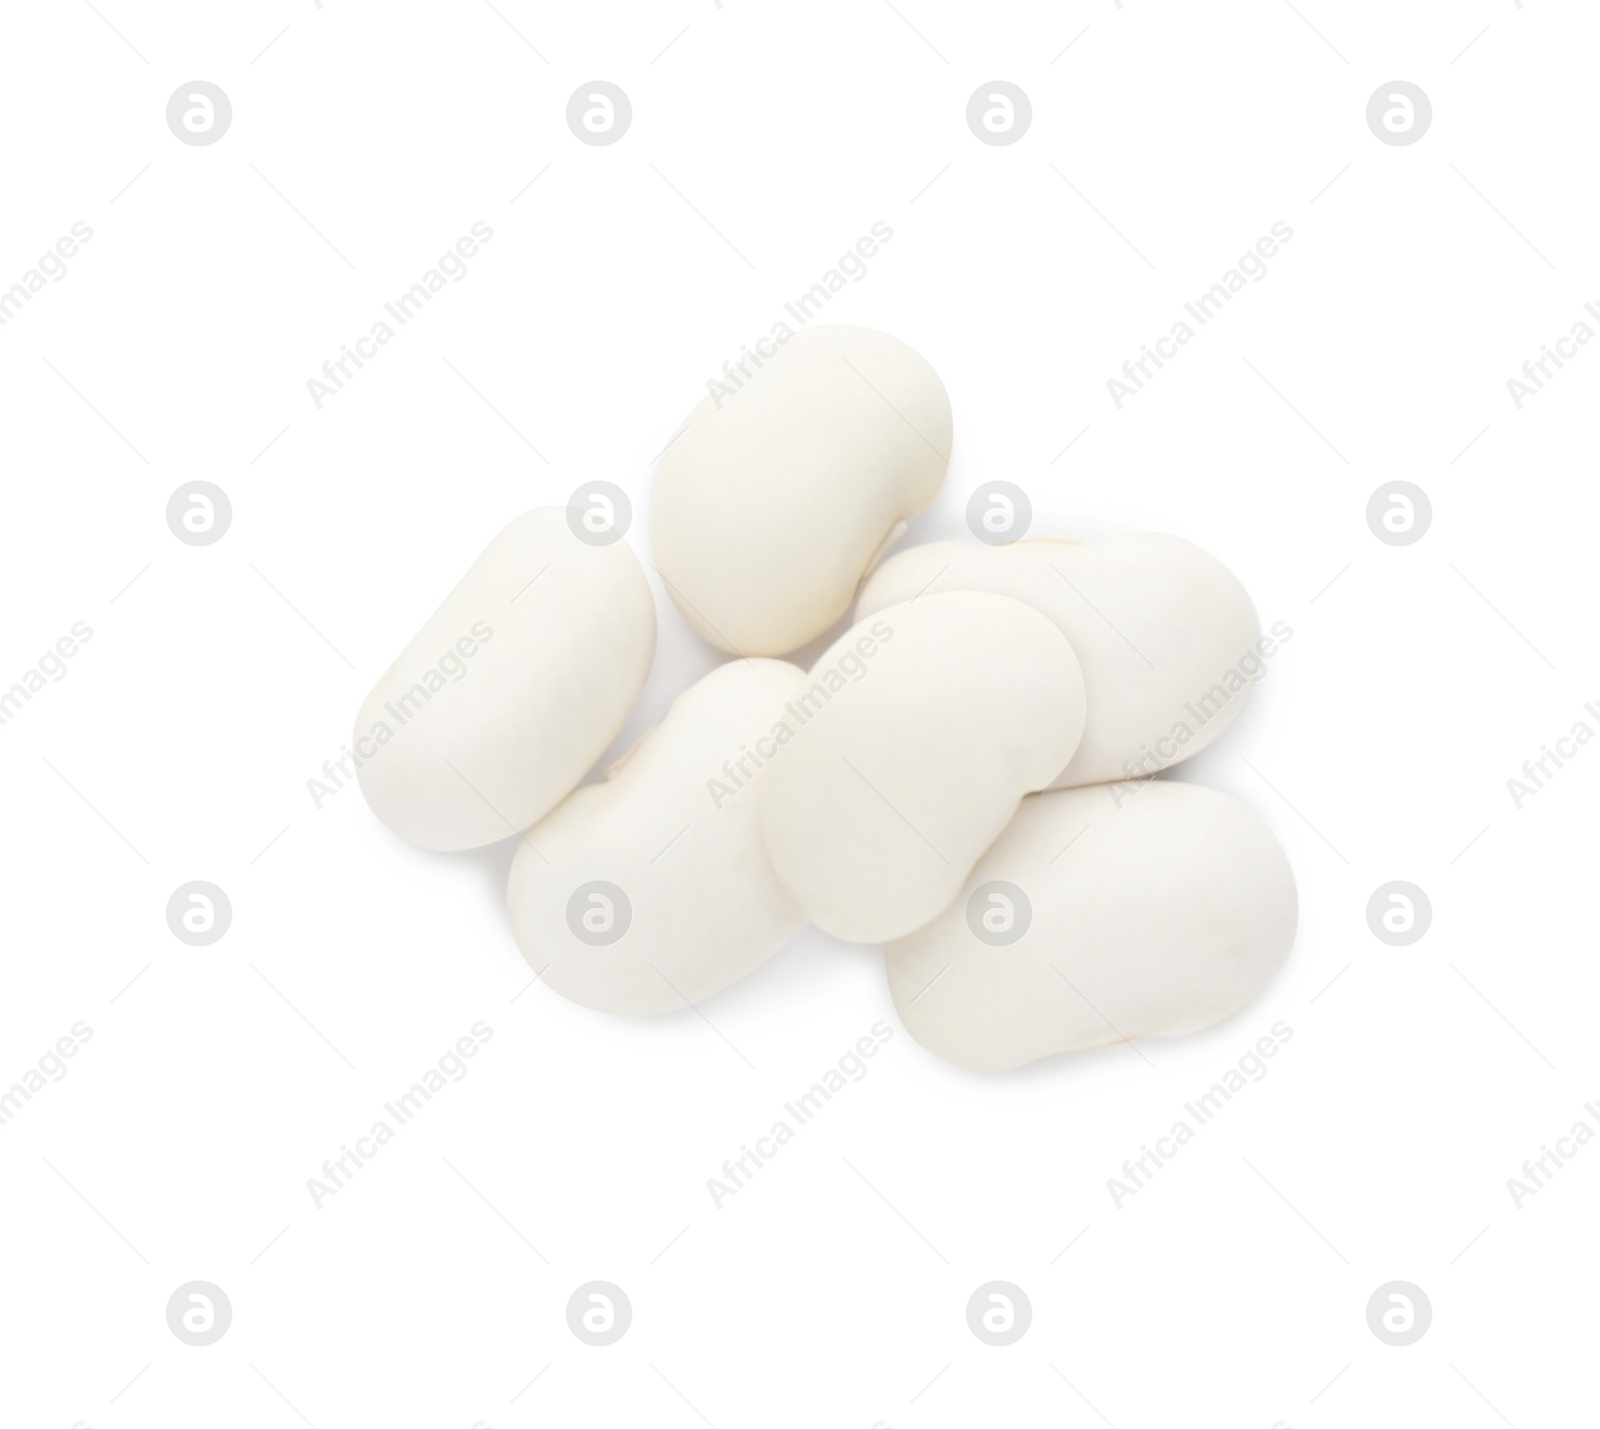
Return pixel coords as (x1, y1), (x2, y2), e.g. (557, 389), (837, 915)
(506, 658), (807, 1014)
(886, 780), (1297, 1072)
(653, 324), (951, 655)
(759, 592), (1086, 943)
(857, 532), (1263, 788)
(355, 506), (655, 851)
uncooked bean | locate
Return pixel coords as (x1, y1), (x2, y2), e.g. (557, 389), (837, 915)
(856, 532), (1264, 788)
(653, 324), (951, 655)
(759, 591), (1086, 943)
(506, 659), (806, 1014)
(885, 780), (1297, 1072)
(354, 506), (655, 851)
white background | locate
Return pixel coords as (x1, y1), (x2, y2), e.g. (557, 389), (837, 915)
(1, 1), (1596, 1425)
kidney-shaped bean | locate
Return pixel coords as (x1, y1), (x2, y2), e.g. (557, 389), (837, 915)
(354, 506), (655, 851)
(653, 324), (951, 656)
(506, 657), (807, 1015)
(885, 780), (1297, 1072)
(759, 591), (1086, 943)
(858, 532), (1265, 789)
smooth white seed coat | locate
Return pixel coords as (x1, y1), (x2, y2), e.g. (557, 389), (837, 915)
(507, 659), (807, 1015)
(760, 591), (1087, 943)
(857, 532), (1262, 788)
(653, 324), (951, 655)
(355, 507), (655, 851)
(886, 780), (1297, 1072)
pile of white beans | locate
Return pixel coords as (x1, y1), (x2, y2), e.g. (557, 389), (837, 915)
(356, 325), (1296, 1073)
